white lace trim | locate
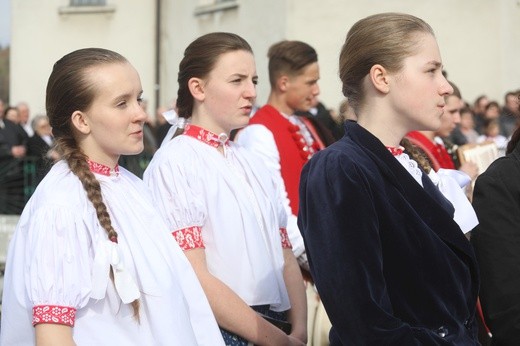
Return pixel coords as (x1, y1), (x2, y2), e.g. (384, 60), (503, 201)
(394, 153), (423, 187)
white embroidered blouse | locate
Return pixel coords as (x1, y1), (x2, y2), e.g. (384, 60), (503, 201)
(0, 160), (223, 345)
(144, 124), (291, 312)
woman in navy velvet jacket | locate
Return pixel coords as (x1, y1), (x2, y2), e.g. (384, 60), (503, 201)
(298, 13), (480, 345)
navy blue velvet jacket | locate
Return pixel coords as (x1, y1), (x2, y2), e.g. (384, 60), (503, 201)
(298, 121), (480, 345)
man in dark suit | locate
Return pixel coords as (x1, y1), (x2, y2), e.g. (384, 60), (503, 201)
(472, 114), (520, 345)
(27, 115), (58, 184)
(0, 109), (27, 214)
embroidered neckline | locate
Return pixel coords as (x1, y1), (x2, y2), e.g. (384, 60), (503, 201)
(183, 124), (229, 148)
(88, 160), (120, 177)
(386, 146), (404, 156)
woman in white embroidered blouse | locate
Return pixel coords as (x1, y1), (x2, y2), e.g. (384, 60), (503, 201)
(0, 48), (223, 345)
(144, 33), (307, 346)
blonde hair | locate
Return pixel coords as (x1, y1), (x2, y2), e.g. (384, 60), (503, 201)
(339, 13), (434, 113)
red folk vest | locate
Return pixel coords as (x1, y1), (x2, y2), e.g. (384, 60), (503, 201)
(249, 105), (321, 215)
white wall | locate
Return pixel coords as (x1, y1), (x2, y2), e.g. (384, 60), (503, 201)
(10, 0), (156, 117)
(160, 0), (289, 109)
(11, 0), (519, 117)
(161, 0), (519, 112)
(285, 0), (520, 110)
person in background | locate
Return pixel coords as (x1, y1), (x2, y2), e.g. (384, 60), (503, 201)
(4, 106), (19, 123)
(298, 13), (479, 344)
(471, 100), (520, 345)
(295, 96), (341, 144)
(236, 40), (324, 273)
(473, 95), (489, 134)
(1, 106), (27, 213)
(477, 118), (508, 157)
(17, 102), (34, 137)
(0, 47), (223, 345)
(499, 90), (520, 138)
(482, 101), (501, 130)
(144, 32), (307, 346)
(26, 114), (60, 183)
(459, 106), (479, 144)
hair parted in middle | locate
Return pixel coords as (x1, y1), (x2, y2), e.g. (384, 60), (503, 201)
(176, 32), (253, 119)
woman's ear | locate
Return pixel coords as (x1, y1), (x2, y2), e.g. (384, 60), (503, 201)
(188, 77), (205, 102)
(70, 111), (90, 135)
(369, 64), (390, 94)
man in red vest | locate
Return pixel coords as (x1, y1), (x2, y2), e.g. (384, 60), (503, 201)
(237, 40), (323, 270)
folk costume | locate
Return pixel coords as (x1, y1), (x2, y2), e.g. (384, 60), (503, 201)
(237, 105), (324, 262)
(406, 130), (456, 170)
(1, 160), (223, 345)
(144, 124), (292, 344)
(299, 121), (480, 345)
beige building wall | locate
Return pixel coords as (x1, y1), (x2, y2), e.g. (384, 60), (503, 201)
(10, 0), (519, 118)
(161, 0), (520, 112)
(10, 0), (156, 117)
(160, 0), (289, 109)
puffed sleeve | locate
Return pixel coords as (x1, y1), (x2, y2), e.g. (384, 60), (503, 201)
(472, 163), (520, 344)
(144, 154), (207, 251)
(24, 205), (92, 326)
(298, 151), (457, 345)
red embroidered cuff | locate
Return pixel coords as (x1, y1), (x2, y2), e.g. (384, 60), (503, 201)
(279, 228), (292, 249)
(173, 226), (205, 250)
(33, 305), (76, 327)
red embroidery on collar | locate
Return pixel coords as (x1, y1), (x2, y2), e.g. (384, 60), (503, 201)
(88, 160), (120, 176)
(183, 124), (230, 148)
(386, 146), (404, 156)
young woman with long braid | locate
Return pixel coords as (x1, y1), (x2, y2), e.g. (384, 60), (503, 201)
(0, 48), (223, 345)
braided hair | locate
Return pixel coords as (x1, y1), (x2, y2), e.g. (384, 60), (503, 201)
(46, 48), (140, 319)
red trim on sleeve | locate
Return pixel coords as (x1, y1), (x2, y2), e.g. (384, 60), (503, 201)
(32, 305), (76, 327)
(279, 228), (292, 249)
(173, 226), (205, 250)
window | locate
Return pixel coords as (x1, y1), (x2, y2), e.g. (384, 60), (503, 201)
(70, 0), (106, 5)
(194, 0), (238, 16)
(59, 0), (115, 14)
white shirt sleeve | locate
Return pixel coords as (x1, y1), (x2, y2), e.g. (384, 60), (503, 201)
(24, 205), (93, 309)
(143, 157), (206, 233)
(237, 124), (305, 257)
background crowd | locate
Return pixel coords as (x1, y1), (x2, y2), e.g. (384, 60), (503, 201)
(1, 87), (519, 215)
(0, 15), (519, 343)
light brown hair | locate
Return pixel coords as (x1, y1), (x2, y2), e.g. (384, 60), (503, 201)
(46, 48), (140, 319)
(339, 12), (434, 113)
